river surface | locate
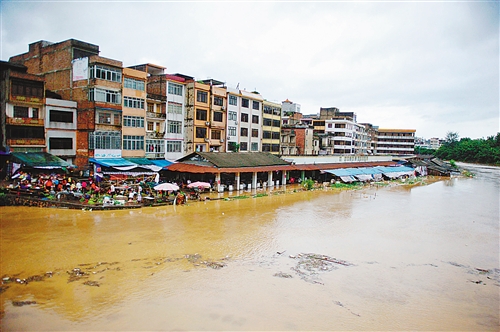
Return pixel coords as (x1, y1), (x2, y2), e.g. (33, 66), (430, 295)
(1, 163), (499, 331)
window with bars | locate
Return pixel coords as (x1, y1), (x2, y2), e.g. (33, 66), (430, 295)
(229, 95), (237, 106)
(124, 77), (145, 91)
(252, 115), (259, 124)
(123, 135), (144, 150)
(252, 129), (259, 137)
(252, 101), (259, 110)
(168, 103), (182, 114)
(197, 91), (208, 103)
(240, 128), (248, 136)
(168, 121), (182, 134)
(214, 96), (223, 106)
(89, 88), (121, 104)
(166, 141), (182, 153)
(13, 106), (29, 118)
(49, 137), (73, 150)
(88, 131), (122, 150)
(168, 82), (183, 96)
(123, 116), (144, 128)
(11, 79), (43, 98)
(90, 64), (122, 82)
(213, 111), (223, 122)
(228, 111), (237, 121)
(228, 127), (236, 136)
(242, 98), (249, 108)
(123, 96), (145, 109)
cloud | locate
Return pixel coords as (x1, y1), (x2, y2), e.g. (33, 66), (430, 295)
(1, 0), (498, 139)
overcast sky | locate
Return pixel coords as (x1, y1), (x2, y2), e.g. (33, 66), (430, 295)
(1, 0), (498, 139)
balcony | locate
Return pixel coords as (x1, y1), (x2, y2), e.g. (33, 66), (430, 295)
(7, 138), (45, 146)
(146, 111), (166, 119)
(7, 117), (44, 126)
(146, 131), (165, 139)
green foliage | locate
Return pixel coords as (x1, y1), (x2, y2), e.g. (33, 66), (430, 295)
(449, 160), (457, 168)
(0, 193), (7, 206)
(330, 182), (361, 189)
(301, 178), (315, 190)
(435, 132), (500, 165)
(414, 146), (436, 155)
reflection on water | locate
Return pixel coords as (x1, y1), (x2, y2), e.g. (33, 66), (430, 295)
(1, 165), (499, 331)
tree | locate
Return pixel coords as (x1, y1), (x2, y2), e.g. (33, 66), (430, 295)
(444, 131), (459, 145)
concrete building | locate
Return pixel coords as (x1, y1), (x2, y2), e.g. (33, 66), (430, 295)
(261, 100), (281, 154)
(121, 67), (147, 159)
(45, 98), (78, 165)
(9, 39), (124, 167)
(239, 90), (263, 152)
(226, 87), (241, 152)
(0, 61), (45, 154)
(375, 129), (416, 155)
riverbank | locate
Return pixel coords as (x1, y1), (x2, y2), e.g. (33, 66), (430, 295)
(0, 175), (441, 210)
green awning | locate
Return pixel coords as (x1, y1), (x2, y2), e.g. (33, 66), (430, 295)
(10, 152), (74, 168)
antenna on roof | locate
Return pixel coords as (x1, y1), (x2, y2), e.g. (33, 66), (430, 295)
(236, 83), (239, 89)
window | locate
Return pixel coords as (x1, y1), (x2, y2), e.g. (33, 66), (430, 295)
(168, 121), (182, 134)
(168, 82), (183, 96)
(196, 109), (207, 121)
(49, 137), (72, 150)
(263, 105), (273, 114)
(241, 128), (248, 136)
(262, 143), (271, 152)
(168, 102), (182, 114)
(196, 127), (207, 138)
(240, 142), (248, 151)
(229, 95), (237, 106)
(252, 129), (259, 137)
(263, 131), (271, 139)
(32, 108), (39, 119)
(211, 130), (221, 140)
(11, 79), (43, 98)
(241, 113), (248, 122)
(228, 111), (237, 121)
(13, 106), (29, 118)
(123, 135), (144, 150)
(124, 77), (145, 91)
(147, 121), (154, 131)
(214, 96), (223, 106)
(272, 119), (281, 127)
(123, 96), (145, 109)
(7, 125), (44, 139)
(123, 116), (144, 128)
(213, 111), (223, 122)
(97, 110), (121, 125)
(146, 139), (165, 154)
(228, 126), (236, 136)
(252, 101), (259, 110)
(89, 88), (121, 104)
(272, 132), (280, 140)
(263, 118), (272, 126)
(252, 115), (259, 124)
(166, 141), (182, 152)
(50, 110), (73, 123)
(197, 91), (208, 103)
(242, 98), (249, 108)
(88, 131), (121, 150)
(90, 64), (121, 82)
(251, 142), (259, 151)
(147, 103), (155, 113)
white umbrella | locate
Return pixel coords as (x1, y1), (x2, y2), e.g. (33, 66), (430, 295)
(187, 181), (211, 189)
(154, 182), (179, 191)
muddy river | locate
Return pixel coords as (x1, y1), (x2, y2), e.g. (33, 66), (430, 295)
(1, 163), (499, 331)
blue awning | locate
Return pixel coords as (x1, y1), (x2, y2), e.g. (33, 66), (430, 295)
(324, 166), (414, 177)
(89, 158), (136, 167)
(150, 159), (173, 168)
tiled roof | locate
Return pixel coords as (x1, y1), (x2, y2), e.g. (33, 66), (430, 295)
(177, 152), (290, 168)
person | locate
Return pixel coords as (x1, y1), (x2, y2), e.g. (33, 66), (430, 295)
(136, 192), (142, 204)
(110, 183), (115, 196)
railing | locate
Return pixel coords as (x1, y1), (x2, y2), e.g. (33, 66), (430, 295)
(7, 138), (45, 146)
(146, 111), (167, 119)
(146, 131), (165, 139)
(7, 117), (44, 126)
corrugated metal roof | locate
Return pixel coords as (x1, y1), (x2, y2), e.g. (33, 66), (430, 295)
(177, 152), (290, 168)
(11, 152), (73, 168)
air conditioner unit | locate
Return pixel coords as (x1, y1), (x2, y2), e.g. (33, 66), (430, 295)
(220, 139), (224, 143)
(221, 106), (225, 111)
(205, 121), (211, 126)
(204, 138), (210, 142)
(234, 121), (238, 125)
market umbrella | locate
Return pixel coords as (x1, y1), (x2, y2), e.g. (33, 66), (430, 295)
(154, 182), (179, 191)
(187, 181), (211, 189)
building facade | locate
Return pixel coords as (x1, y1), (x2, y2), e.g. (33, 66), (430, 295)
(261, 100), (281, 154)
(375, 129), (416, 155)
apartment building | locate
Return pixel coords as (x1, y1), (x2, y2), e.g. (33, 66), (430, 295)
(375, 129), (416, 155)
(121, 67), (147, 158)
(9, 39), (124, 167)
(262, 100), (281, 154)
(0, 61), (45, 154)
(239, 90), (263, 153)
(45, 97), (78, 164)
(226, 87), (240, 152)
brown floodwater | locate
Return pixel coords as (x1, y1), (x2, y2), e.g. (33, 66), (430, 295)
(1, 163), (499, 331)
